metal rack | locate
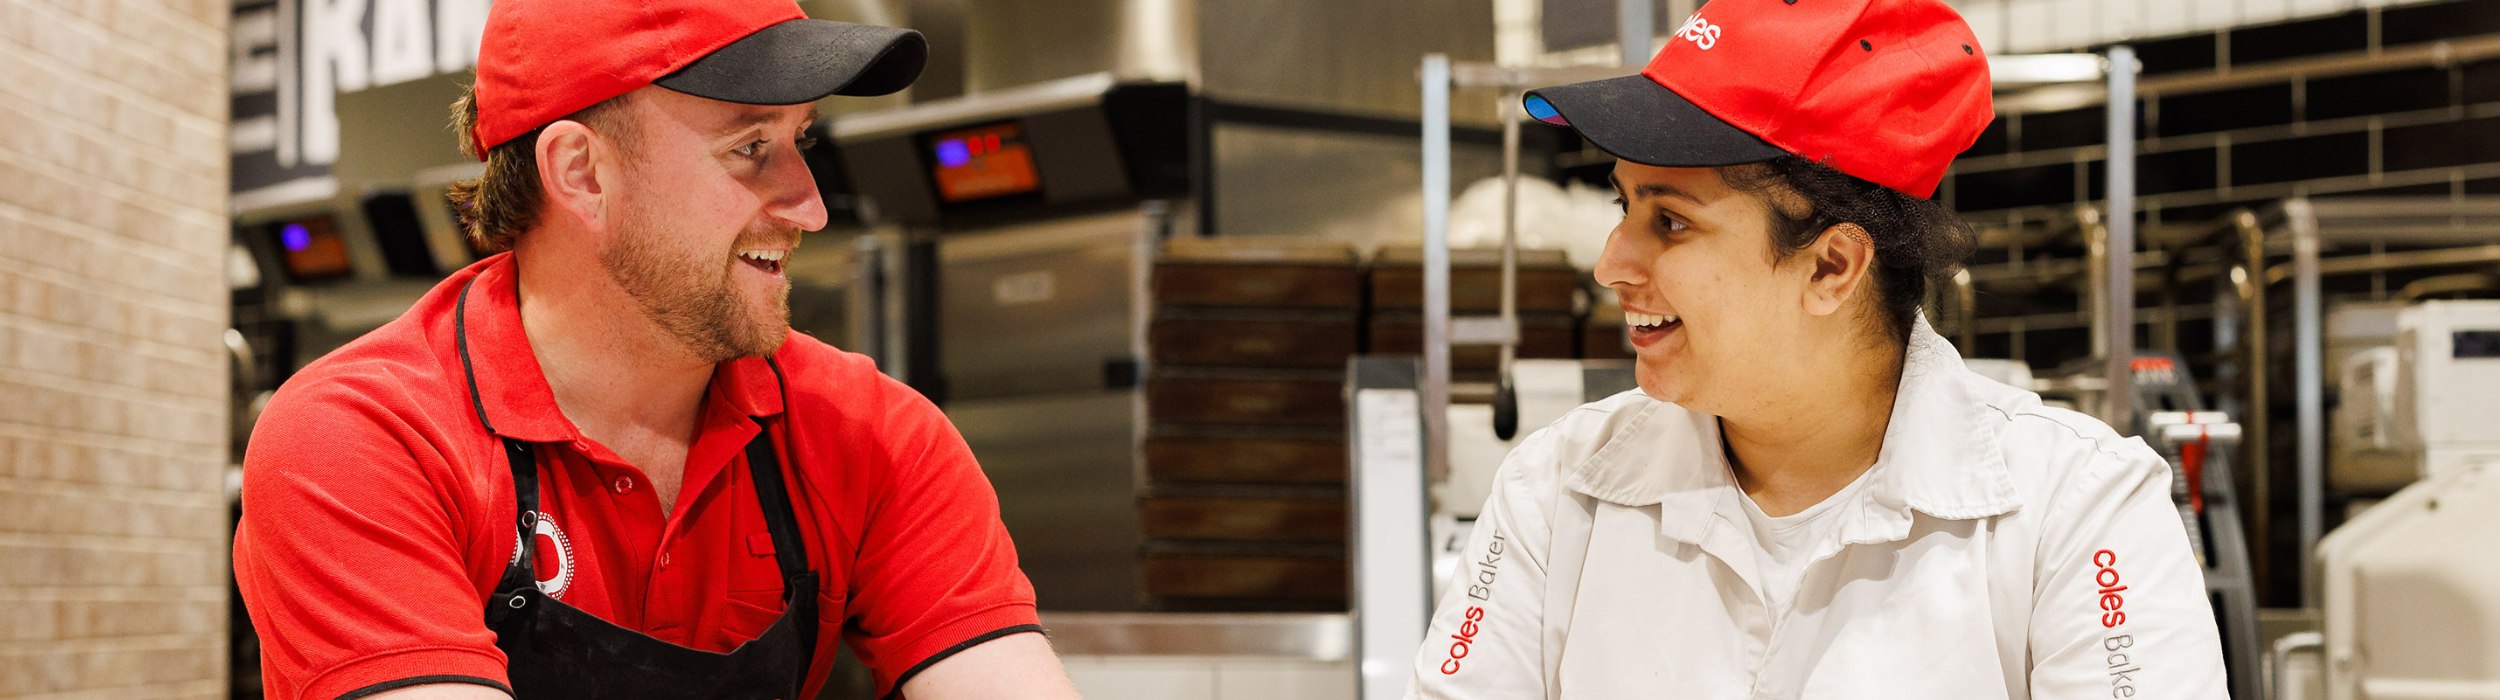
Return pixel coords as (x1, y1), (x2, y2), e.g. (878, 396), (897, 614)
(1959, 196), (2500, 606)
(2226, 197), (2500, 602)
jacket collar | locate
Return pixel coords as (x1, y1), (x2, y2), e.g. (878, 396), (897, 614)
(1561, 315), (2024, 548)
(454, 253), (787, 444)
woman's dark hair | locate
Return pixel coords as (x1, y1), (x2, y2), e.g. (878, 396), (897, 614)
(1720, 156), (1975, 345)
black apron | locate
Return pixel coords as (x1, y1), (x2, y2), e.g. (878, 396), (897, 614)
(458, 278), (819, 699)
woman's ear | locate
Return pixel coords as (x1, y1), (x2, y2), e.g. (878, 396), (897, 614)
(536, 120), (609, 231)
(1801, 223), (1876, 317)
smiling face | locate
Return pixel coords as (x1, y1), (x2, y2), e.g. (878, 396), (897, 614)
(595, 87), (828, 362)
(1596, 160), (1834, 414)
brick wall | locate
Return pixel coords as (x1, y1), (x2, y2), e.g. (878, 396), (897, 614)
(0, 0), (234, 697)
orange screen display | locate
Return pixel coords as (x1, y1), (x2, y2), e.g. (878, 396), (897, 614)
(929, 122), (1042, 203)
(275, 215), (354, 282)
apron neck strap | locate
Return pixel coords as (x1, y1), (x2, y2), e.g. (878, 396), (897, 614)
(462, 275), (815, 640)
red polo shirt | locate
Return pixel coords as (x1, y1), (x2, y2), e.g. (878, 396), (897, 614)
(234, 253), (1039, 700)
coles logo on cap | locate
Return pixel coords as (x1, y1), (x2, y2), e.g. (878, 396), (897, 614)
(1650, 0), (1991, 197)
(1673, 13), (1723, 50)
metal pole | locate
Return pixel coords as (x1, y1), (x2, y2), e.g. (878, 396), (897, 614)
(1619, 0), (1653, 67)
(1498, 91), (1521, 407)
(2104, 45), (2138, 431)
(2087, 210), (2108, 361)
(1954, 269), (1976, 356)
(1422, 55), (1452, 482)
(2287, 197), (2324, 605)
(2234, 210), (2271, 592)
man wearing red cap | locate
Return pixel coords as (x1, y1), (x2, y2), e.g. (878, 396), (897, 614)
(233, 2), (1080, 699)
(1410, 0), (2228, 697)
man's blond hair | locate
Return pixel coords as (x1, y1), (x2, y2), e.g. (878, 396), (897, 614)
(444, 87), (634, 253)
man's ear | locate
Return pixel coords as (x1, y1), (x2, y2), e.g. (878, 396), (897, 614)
(536, 120), (610, 231)
(1801, 223), (1877, 318)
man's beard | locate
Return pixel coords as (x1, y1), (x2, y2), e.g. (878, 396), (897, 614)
(600, 214), (791, 363)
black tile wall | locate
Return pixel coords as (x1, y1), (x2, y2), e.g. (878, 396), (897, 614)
(2382, 116), (2500, 170)
(1970, 334), (2013, 361)
(2157, 83), (2295, 136)
(2465, 59), (2500, 104)
(1951, 0), (2500, 217)
(2230, 131), (2370, 185)
(2229, 12), (2371, 65)
(1953, 162), (2076, 212)
(2158, 200), (2264, 224)
(1963, 117), (2010, 158)
(2086, 148), (2221, 198)
(2306, 67), (2454, 120)
(1967, 243), (2012, 266)
(2023, 327), (2092, 369)
(2381, 0), (2500, 46)
(2129, 33), (2221, 76)
(2020, 108), (2106, 151)
(2146, 148), (2222, 194)
(2317, 182), (2456, 198)
(2009, 103), (2151, 153)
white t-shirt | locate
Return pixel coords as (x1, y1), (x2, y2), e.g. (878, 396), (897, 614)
(1738, 468), (1876, 617)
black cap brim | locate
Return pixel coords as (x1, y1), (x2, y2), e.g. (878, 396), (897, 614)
(655, 19), (927, 104)
(1523, 74), (1785, 168)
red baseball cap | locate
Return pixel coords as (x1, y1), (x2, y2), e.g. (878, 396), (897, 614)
(1524, 0), (1992, 198)
(471, 0), (927, 156)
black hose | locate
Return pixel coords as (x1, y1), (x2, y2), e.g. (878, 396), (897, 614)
(1492, 374), (1519, 441)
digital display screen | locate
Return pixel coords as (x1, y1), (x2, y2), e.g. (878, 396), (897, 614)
(927, 121), (1042, 204)
(271, 214), (354, 282)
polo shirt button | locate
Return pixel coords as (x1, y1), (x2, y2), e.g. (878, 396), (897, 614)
(659, 553), (671, 568)
(612, 475), (635, 494)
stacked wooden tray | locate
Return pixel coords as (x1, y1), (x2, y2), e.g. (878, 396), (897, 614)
(1137, 241), (1613, 610)
(1583, 300), (1634, 361)
(1368, 246), (1584, 383)
(1141, 239), (1361, 611)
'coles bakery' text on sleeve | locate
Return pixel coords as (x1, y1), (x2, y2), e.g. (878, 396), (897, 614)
(2018, 413), (2231, 699)
(1407, 426), (1564, 699)
(1396, 317), (2229, 699)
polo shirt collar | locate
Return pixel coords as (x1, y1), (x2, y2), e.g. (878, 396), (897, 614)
(1561, 315), (2022, 548)
(456, 254), (788, 444)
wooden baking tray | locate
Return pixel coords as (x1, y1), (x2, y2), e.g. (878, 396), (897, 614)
(1368, 312), (1579, 370)
(1149, 314), (1359, 369)
(1154, 239), (1364, 311)
(1370, 246), (1581, 314)
(1141, 554), (1348, 601)
(1141, 496), (1347, 542)
(1147, 374), (1346, 428)
(1145, 436), (1348, 485)
(1582, 302), (1634, 360)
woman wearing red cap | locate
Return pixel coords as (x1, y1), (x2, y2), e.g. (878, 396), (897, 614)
(1407, 0), (2228, 698)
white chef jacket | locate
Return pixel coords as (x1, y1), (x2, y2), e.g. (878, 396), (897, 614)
(1409, 320), (2229, 700)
